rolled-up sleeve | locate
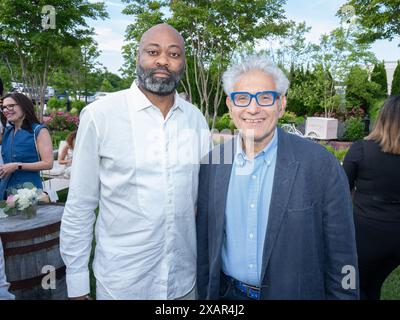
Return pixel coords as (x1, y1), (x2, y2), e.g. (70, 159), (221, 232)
(60, 108), (100, 298)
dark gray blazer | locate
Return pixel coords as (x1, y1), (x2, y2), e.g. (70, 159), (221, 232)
(196, 128), (359, 300)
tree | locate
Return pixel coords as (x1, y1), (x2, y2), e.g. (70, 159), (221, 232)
(311, 26), (377, 84)
(102, 71), (127, 92)
(340, 1), (400, 44)
(370, 62), (388, 97)
(122, 0), (291, 128)
(286, 65), (308, 115)
(0, 0), (107, 120)
(269, 21), (313, 70)
(100, 79), (114, 92)
(391, 61), (400, 96)
(50, 42), (103, 101)
(345, 65), (381, 112)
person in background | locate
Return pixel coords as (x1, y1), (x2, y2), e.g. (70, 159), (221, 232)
(0, 92), (53, 199)
(0, 238), (15, 300)
(343, 95), (400, 300)
(58, 130), (77, 178)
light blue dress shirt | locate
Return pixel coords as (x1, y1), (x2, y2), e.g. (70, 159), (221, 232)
(222, 128), (278, 286)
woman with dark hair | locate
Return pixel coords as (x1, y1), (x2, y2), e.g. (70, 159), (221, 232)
(343, 95), (400, 300)
(58, 130), (77, 167)
(0, 92), (53, 199)
(58, 130), (77, 178)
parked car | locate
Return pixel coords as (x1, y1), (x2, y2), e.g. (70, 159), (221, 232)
(87, 92), (110, 104)
(10, 83), (55, 103)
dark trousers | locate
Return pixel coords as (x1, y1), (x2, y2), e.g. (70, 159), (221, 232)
(219, 273), (254, 300)
(354, 214), (400, 300)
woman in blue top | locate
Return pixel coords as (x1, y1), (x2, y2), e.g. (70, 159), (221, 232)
(0, 93), (53, 199)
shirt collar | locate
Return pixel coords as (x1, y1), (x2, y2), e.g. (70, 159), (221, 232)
(130, 81), (183, 113)
(235, 127), (279, 166)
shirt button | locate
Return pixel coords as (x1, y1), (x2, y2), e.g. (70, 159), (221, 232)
(250, 204), (255, 209)
(252, 175), (257, 180)
(249, 233), (254, 239)
(267, 161), (271, 166)
(168, 199), (172, 204)
(249, 264), (254, 269)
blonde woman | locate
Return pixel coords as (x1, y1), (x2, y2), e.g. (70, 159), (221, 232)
(343, 95), (400, 300)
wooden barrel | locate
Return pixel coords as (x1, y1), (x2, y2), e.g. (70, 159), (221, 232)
(0, 204), (67, 300)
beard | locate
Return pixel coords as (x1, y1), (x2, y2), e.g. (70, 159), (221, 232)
(136, 64), (184, 96)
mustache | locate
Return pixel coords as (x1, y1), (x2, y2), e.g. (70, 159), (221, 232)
(149, 67), (172, 76)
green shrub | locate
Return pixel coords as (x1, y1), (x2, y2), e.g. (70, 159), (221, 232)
(278, 111), (297, 125)
(44, 112), (79, 132)
(71, 100), (86, 113)
(47, 97), (66, 111)
(47, 97), (59, 109)
(321, 144), (349, 162)
(391, 61), (400, 96)
(369, 98), (385, 123)
(51, 130), (70, 148)
(342, 117), (364, 141)
(333, 148), (349, 162)
(295, 116), (305, 126)
(215, 113), (235, 132)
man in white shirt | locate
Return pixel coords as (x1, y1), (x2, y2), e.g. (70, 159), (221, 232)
(60, 23), (211, 300)
(0, 238), (15, 300)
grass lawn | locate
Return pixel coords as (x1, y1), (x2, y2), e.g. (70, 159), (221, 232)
(381, 267), (400, 300)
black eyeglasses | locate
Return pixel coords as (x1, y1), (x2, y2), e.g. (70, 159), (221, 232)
(0, 104), (18, 112)
(230, 91), (280, 107)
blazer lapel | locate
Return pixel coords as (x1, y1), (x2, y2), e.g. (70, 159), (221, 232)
(260, 129), (299, 283)
(211, 138), (235, 254)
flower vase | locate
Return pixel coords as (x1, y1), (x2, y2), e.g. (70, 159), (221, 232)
(19, 203), (38, 219)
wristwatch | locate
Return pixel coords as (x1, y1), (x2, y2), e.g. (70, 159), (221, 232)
(17, 163), (22, 170)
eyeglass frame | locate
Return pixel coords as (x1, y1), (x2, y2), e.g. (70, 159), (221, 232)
(229, 90), (280, 107)
(0, 103), (18, 112)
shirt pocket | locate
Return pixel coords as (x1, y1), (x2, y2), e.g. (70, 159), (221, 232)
(174, 164), (196, 212)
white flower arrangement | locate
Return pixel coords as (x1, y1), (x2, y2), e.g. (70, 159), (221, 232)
(0, 183), (42, 217)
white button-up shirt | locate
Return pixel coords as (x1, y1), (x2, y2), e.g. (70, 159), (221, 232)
(60, 82), (211, 299)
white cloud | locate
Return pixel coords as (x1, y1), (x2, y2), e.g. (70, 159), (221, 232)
(93, 26), (125, 53)
(105, 1), (125, 8)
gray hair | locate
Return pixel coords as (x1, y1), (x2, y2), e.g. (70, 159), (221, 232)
(222, 55), (290, 96)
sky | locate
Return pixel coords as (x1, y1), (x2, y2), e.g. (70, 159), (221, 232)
(87, 0), (400, 76)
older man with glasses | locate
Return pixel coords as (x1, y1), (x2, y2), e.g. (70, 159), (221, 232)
(196, 55), (359, 300)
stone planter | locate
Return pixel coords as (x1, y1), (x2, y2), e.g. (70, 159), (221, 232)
(305, 117), (338, 140)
